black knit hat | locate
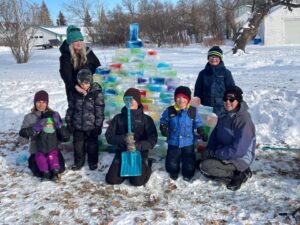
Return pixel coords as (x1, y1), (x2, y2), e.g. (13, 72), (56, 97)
(174, 86), (191, 103)
(77, 69), (93, 84)
(224, 86), (243, 103)
(34, 90), (49, 104)
(208, 46), (223, 60)
(124, 88), (141, 105)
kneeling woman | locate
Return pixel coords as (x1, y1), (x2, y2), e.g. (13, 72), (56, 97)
(19, 90), (69, 181)
(199, 86), (256, 191)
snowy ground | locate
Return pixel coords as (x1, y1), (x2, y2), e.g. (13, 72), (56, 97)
(0, 45), (299, 224)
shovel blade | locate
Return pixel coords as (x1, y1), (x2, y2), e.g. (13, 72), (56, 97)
(120, 151), (142, 177)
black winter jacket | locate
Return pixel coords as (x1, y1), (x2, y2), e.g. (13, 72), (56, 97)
(105, 106), (157, 158)
(65, 83), (105, 132)
(59, 40), (101, 100)
(194, 62), (235, 116)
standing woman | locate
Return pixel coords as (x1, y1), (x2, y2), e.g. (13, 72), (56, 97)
(193, 46), (235, 116)
(199, 86), (256, 191)
(59, 25), (100, 101)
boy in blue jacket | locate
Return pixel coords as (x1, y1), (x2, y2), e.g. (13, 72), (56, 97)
(160, 86), (204, 181)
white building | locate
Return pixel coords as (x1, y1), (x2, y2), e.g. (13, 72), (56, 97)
(235, 4), (300, 45)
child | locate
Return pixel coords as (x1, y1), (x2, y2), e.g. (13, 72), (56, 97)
(65, 68), (105, 171)
(19, 90), (70, 181)
(160, 86), (204, 181)
(105, 88), (157, 186)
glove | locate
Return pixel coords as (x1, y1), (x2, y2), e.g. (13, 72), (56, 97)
(67, 124), (74, 133)
(197, 126), (208, 142)
(32, 119), (44, 132)
(125, 133), (136, 151)
(92, 126), (102, 136)
(52, 112), (63, 129)
(201, 148), (215, 160)
(160, 123), (168, 137)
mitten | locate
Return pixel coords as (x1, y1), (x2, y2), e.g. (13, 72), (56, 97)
(67, 124), (74, 133)
(201, 148), (215, 160)
(52, 112), (63, 129)
(32, 120), (44, 132)
(92, 126), (102, 136)
(125, 133), (136, 151)
(160, 123), (169, 137)
(197, 126), (208, 142)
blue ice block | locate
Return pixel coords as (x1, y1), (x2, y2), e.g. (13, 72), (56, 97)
(130, 23), (139, 41)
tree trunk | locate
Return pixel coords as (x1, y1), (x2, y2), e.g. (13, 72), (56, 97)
(233, 2), (271, 54)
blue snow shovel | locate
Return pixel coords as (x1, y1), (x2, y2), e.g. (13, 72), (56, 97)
(120, 96), (142, 177)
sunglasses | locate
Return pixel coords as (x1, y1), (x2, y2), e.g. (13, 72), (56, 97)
(223, 97), (236, 103)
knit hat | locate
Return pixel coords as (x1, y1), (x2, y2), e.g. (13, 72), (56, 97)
(34, 90), (49, 104)
(207, 46), (223, 60)
(77, 69), (93, 84)
(174, 86), (191, 103)
(124, 88), (141, 105)
(66, 25), (84, 45)
(224, 86), (243, 103)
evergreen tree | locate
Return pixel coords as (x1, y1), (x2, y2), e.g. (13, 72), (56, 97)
(56, 11), (67, 26)
(39, 1), (53, 26)
(83, 9), (92, 27)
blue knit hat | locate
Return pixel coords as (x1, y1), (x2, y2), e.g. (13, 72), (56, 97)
(66, 25), (84, 45)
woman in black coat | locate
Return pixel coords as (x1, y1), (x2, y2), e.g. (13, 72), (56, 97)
(59, 25), (100, 101)
(105, 88), (158, 186)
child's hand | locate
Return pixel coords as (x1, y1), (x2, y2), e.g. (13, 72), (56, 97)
(160, 123), (168, 137)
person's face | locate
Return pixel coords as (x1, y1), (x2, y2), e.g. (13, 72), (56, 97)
(208, 56), (221, 66)
(223, 95), (239, 112)
(72, 41), (84, 53)
(35, 101), (47, 112)
(79, 81), (91, 91)
(130, 99), (139, 110)
(176, 96), (189, 109)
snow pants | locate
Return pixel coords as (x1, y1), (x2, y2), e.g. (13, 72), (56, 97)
(73, 130), (99, 168)
(35, 150), (60, 172)
(165, 144), (195, 179)
(200, 158), (236, 178)
(105, 153), (151, 186)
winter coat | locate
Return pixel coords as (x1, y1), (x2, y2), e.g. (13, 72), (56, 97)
(206, 101), (256, 171)
(65, 82), (105, 132)
(194, 62), (235, 116)
(19, 110), (70, 154)
(59, 40), (101, 100)
(160, 105), (203, 148)
(105, 105), (157, 158)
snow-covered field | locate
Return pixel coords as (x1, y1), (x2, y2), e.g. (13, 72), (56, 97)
(0, 44), (299, 224)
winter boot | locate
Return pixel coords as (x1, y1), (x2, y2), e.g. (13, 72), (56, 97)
(71, 164), (83, 171)
(226, 169), (251, 191)
(89, 164), (98, 171)
(52, 169), (60, 182)
(41, 171), (51, 182)
(170, 173), (179, 181)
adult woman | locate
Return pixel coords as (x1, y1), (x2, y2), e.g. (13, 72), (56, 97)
(59, 25), (100, 101)
(199, 86), (256, 191)
(193, 46), (235, 116)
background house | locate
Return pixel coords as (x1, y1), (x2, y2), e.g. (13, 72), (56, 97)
(235, 5), (300, 45)
(32, 26), (90, 48)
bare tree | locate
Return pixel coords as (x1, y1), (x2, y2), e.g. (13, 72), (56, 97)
(0, 0), (37, 63)
(233, 0), (300, 53)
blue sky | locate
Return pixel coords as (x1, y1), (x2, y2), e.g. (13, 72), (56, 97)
(28, 0), (137, 22)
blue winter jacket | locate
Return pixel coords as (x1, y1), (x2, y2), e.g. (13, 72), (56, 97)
(160, 105), (203, 148)
(194, 62), (235, 116)
(207, 101), (256, 171)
